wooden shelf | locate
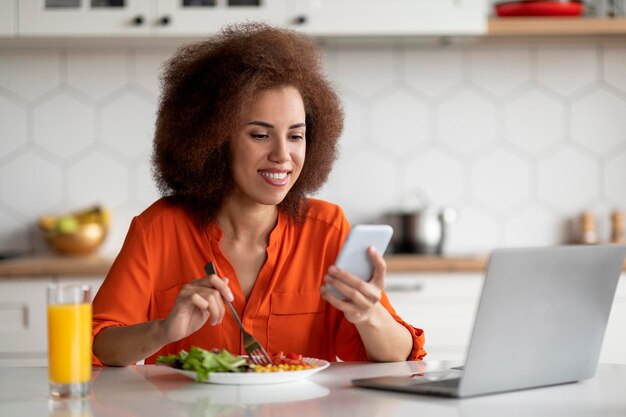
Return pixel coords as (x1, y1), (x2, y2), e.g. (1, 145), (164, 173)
(385, 254), (626, 274)
(1, 254), (624, 278)
(385, 255), (487, 273)
(0, 255), (112, 278)
(0, 255), (488, 277)
(488, 17), (626, 36)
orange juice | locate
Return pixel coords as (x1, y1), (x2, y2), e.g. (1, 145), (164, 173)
(48, 303), (92, 384)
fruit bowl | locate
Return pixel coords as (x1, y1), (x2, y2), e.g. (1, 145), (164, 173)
(41, 223), (107, 256)
(38, 206), (110, 256)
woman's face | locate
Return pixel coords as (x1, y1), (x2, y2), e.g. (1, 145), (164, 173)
(229, 86), (306, 207)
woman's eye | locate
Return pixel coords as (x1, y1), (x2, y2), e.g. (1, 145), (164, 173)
(251, 133), (269, 140)
(290, 134), (305, 141)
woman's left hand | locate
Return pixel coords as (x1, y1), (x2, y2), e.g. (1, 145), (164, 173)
(320, 246), (386, 324)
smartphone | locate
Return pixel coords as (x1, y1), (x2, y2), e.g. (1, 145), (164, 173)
(325, 224), (394, 299)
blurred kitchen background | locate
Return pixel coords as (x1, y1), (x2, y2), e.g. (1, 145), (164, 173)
(1, 2), (626, 258)
(2, 0), (626, 367)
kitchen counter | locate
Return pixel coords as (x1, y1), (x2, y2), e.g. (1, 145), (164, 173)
(385, 255), (486, 272)
(1, 253), (625, 278)
(0, 255), (112, 278)
(0, 255), (488, 277)
(2, 362), (626, 417)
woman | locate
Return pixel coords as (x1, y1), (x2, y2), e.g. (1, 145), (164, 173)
(92, 23), (426, 366)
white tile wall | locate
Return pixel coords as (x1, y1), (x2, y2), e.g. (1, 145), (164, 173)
(0, 37), (625, 257)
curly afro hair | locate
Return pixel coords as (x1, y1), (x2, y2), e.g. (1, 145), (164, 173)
(152, 23), (344, 227)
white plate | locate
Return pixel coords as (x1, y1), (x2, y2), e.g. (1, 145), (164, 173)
(164, 380), (330, 405)
(168, 357), (330, 385)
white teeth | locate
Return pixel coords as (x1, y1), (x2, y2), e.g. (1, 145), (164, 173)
(260, 171), (288, 180)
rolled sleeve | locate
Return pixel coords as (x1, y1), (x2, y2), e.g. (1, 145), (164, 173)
(92, 217), (152, 366)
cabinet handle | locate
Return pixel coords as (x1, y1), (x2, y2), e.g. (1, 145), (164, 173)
(385, 283), (424, 292)
(132, 15), (144, 26)
(159, 16), (171, 26)
(293, 15), (307, 25)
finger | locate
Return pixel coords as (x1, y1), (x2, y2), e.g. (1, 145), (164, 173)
(190, 276), (214, 287)
(206, 291), (225, 325)
(191, 293), (210, 310)
(328, 266), (381, 303)
(187, 287), (225, 322)
(320, 285), (350, 309)
(205, 268), (230, 285)
(188, 276), (234, 302)
(208, 275), (234, 302)
(367, 246), (387, 289)
(320, 286), (362, 316)
(325, 275), (373, 306)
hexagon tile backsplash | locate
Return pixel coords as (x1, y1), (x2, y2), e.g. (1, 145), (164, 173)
(1, 37), (625, 257)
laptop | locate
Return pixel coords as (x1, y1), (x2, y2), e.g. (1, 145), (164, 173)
(353, 244), (626, 398)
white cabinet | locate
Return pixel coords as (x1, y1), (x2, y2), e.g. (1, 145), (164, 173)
(386, 273), (626, 365)
(17, 0), (288, 37)
(0, 0), (17, 36)
(18, 0), (153, 36)
(155, 0), (288, 36)
(386, 273), (483, 362)
(0, 278), (50, 367)
(15, 0), (486, 37)
(288, 0), (488, 36)
(0, 276), (104, 367)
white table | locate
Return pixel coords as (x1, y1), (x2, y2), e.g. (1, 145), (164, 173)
(1, 362), (625, 417)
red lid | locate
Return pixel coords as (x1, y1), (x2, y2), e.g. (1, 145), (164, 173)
(495, 1), (584, 17)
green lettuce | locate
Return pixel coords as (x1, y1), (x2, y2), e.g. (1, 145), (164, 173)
(157, 347), (249, 382)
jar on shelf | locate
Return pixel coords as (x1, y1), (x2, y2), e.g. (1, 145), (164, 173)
(611, 210), (625, 243)
(579, 211), (598, 244)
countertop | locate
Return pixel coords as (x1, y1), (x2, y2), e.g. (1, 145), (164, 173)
(0, 255), (113, 278)
(1, 362), (626, 417)
(0, 255), (490, 278)
(1, 253), (625, 278)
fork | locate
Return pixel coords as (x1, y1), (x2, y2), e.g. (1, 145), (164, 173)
(204, 262), (272, 366)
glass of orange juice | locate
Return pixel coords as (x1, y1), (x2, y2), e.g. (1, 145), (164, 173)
(47, 284), (92, 398)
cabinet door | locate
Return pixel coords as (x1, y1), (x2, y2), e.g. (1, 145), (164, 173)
(0, 279), (50, 366)
(0, 277), (104, 367)
(289, 0), (487, 36)
(0, 1), (17, 36)
(18, 0), (153, 36)
(385, 273), (483, 362)
(155, 0), (287, 36)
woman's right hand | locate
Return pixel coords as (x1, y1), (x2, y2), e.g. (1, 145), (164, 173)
(160, 272), (234, 344)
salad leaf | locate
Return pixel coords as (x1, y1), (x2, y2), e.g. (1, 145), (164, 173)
(155, 353), (179, 365)
(157, 347), (250, 382)
(213, 349), (247, 372)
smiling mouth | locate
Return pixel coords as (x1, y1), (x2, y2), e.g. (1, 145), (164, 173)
(259, 170), (291, 186)
(259, 171), (289, 180)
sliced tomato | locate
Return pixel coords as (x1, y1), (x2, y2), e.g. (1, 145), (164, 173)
(270, 351), (308, 366)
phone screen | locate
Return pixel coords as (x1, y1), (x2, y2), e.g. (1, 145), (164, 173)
(325, 224), (393, 299)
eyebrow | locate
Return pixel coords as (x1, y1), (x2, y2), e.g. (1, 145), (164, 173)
(247, 121), (306, 129)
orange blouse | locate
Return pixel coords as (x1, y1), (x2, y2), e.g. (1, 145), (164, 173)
(92, 198), (426, 365)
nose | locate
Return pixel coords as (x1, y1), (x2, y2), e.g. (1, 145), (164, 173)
(268, 137), (289, 163)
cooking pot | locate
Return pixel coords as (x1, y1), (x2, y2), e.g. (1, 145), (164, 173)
(386, 207), (457, 255)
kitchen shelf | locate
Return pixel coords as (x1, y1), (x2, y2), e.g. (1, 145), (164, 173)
(1, 254), (624, 278)
(0, 255), (490, 277)
(385, 255), (487, 273)
(488, 17), (626, 36)
(0, 256), (112, 278)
